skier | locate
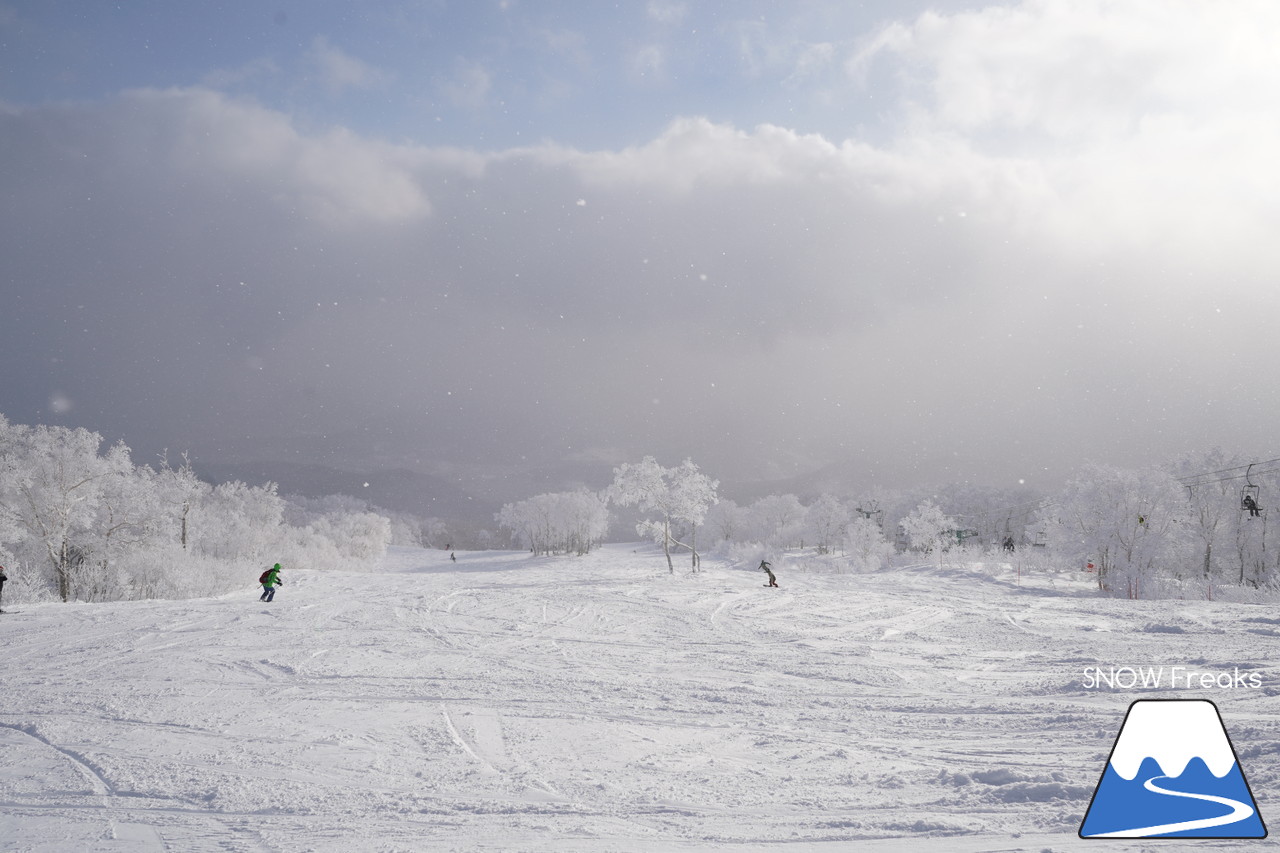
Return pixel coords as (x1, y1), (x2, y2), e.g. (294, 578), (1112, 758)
(450, 552), (456, 562)
(759, 559), (778, 588)
(1244, 494), (1261, 517)
(0, 565), (7, 612)
(1002, 536), (1016, 552)
(260, 563), (284, 602)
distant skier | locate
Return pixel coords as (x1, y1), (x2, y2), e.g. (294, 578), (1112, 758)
(260, 563), (284, 602)
(1002, 536), (1016, 552)
(450, 552), (456, 562)
(1244, 494), (1262, 517)
(0, 565), (7, 611)
(759, 559), (778, 588)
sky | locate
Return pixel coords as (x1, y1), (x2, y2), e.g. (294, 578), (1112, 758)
(3, 0), (1280, 500)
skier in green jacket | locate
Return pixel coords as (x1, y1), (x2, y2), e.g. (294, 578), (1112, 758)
(260, 563), (283, 602)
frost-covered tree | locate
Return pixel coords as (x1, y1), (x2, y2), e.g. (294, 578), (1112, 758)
(497, 494), (557, 555)
(0, 413), (409, 603)
(747, 493), (806, 549)
(845, 516), (895, 572)
(805, 494), (850, 555)
(609, 457), (718, 572)
(926, 482), (1043, 550)
(1223, 462), (1280, 587)
(496, 489), (610, 556)
(0, 421), (131, 601)
(151, 450), (207, 551)
(1172, 448), (1245, 580)
(84, 460), (163, 600)
(560, 489), (611, 555)
(1042, 462), (1191, 596)
(704, 498), (746, 543)
(422, 517), (450, 549)
(900, 500), (958, 561)
(192, 480), (285, 564)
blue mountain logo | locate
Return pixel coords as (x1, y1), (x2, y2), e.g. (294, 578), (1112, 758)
(1080, 699), (1266, 839)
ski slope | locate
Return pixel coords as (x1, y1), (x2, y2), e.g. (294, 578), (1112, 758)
(2, 545), (1278, 852)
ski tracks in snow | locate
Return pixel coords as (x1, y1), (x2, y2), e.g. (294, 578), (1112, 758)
(5, 546), (1280, 850)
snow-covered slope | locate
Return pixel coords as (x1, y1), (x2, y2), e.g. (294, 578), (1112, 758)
(2, 546), (1278, 852)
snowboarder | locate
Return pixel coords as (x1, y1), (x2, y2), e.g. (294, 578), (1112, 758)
(1244, 494), (1261, 517)
(759, 559), (778, 588)
(260, 563), (283, 602)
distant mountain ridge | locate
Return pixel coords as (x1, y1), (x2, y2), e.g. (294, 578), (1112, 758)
(196, 461), (494, 521)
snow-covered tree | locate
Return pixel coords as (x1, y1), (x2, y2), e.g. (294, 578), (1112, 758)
(1042, 462), (1192, 596)
(1171, 448), (1244, 580)
(845, 516), (895, 572)
(496, 489), (610, 556)
(0, 413), (413, 603)
(422, 517), (450, 549)
(192, 480), (285, 564)
(83, 459), (163, 601)
(704, 498), (746, 543)
(609, 456), (718, 572)
(900, 500), (958, 561)
(747, 493), (806, 549)
(0, 421), (130, 601)
(154, 451), (209, 550)
(805, 494), (850, 554)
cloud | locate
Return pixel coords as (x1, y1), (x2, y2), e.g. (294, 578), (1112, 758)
(436, 60), (494, 110)
(629, 44), (668, 82)
(854, 0), (1280, 142)
(200, 57), (281, 91)
(145, 87), (433, 224)
(842, 0), (1280, 269)
(732, 19), (838, 85)
(6, 1), (1280, 493)
(308, 36), (394, 95)
(647, 2), (688, 25)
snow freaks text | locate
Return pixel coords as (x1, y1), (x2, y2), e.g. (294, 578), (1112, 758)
(1083, 666), (1262, 690)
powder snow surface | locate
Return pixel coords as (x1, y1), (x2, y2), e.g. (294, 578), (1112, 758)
(2, 545), (1278, 852)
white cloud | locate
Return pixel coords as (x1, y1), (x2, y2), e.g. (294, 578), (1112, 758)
(9, 0), (1280, 487)
(840, 0), (1280, 269)
(140, 88), (433, 223)
(436, 60), (494, 110)
(309, 36), (394, 95)
(200, 57), (280, 91)
(853, 0), (1280, 142)
(647, 2), (687, 25)
(630, 44), (668, 82)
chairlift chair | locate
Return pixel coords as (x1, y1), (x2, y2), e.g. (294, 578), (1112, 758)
(1241, 463), (1263, 516)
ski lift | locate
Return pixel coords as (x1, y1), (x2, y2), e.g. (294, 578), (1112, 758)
(854, 505), (884, 528)
(1241, 463), (1263, 516)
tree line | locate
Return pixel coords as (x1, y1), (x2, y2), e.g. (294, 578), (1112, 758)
(0, 415), (403, 604)
(5, 410), (1273, 603)
(497, 450), (1280, 599)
